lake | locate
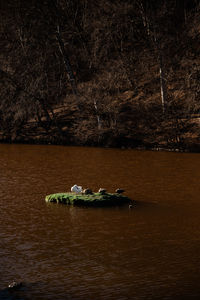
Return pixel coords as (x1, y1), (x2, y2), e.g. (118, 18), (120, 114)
(0, 144), (200, 299)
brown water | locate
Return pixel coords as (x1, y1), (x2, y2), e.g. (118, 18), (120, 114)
(1, 144), (200, 299)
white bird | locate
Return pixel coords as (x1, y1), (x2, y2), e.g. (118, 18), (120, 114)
(71, 184), (82, 194)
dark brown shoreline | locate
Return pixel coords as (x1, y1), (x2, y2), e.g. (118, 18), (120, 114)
(0, 137), (199, 153)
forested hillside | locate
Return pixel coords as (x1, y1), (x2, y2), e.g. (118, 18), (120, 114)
(1, 0), (200, 150)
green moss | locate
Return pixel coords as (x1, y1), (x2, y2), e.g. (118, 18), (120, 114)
(45, 192), (131, 206)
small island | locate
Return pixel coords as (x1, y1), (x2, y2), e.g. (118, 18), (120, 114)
(45, 191), (131, 207)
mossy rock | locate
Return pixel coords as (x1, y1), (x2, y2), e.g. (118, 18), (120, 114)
(45, 192), (131, 207)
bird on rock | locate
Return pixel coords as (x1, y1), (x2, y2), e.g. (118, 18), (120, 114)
(115, 188), (125, 194)
(83, 188), (93, 195)
(98, 188), (107, 195)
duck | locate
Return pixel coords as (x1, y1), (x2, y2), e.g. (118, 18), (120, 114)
(115, 188), (125, 194)
(98, 188), (107, 195)
(83, 188), (93, 195)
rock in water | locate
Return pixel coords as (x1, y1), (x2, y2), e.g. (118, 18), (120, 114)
(8, 281), (22, 289)
(45, 192), (131, 207)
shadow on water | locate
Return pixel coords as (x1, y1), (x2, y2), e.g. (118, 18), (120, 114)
(45, 198), (164, 217)
(133, 200), (160, 209)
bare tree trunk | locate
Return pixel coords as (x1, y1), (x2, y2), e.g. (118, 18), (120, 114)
(137, 1), (168, 113)
(56, 25), (78, 96)
(48, 0), (78, 97)
(93, 98), (101, 130)
(159, 53), (167, 113)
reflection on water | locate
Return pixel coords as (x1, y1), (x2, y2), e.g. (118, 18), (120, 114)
(1, 144), (200, 299)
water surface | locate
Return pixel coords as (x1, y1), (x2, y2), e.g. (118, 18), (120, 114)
(0, 144), (200, 299)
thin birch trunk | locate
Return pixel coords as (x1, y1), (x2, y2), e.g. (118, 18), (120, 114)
(93, 98), (101, 130)
(93, 98), (101, 129)
(159, 53), (167, 113)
